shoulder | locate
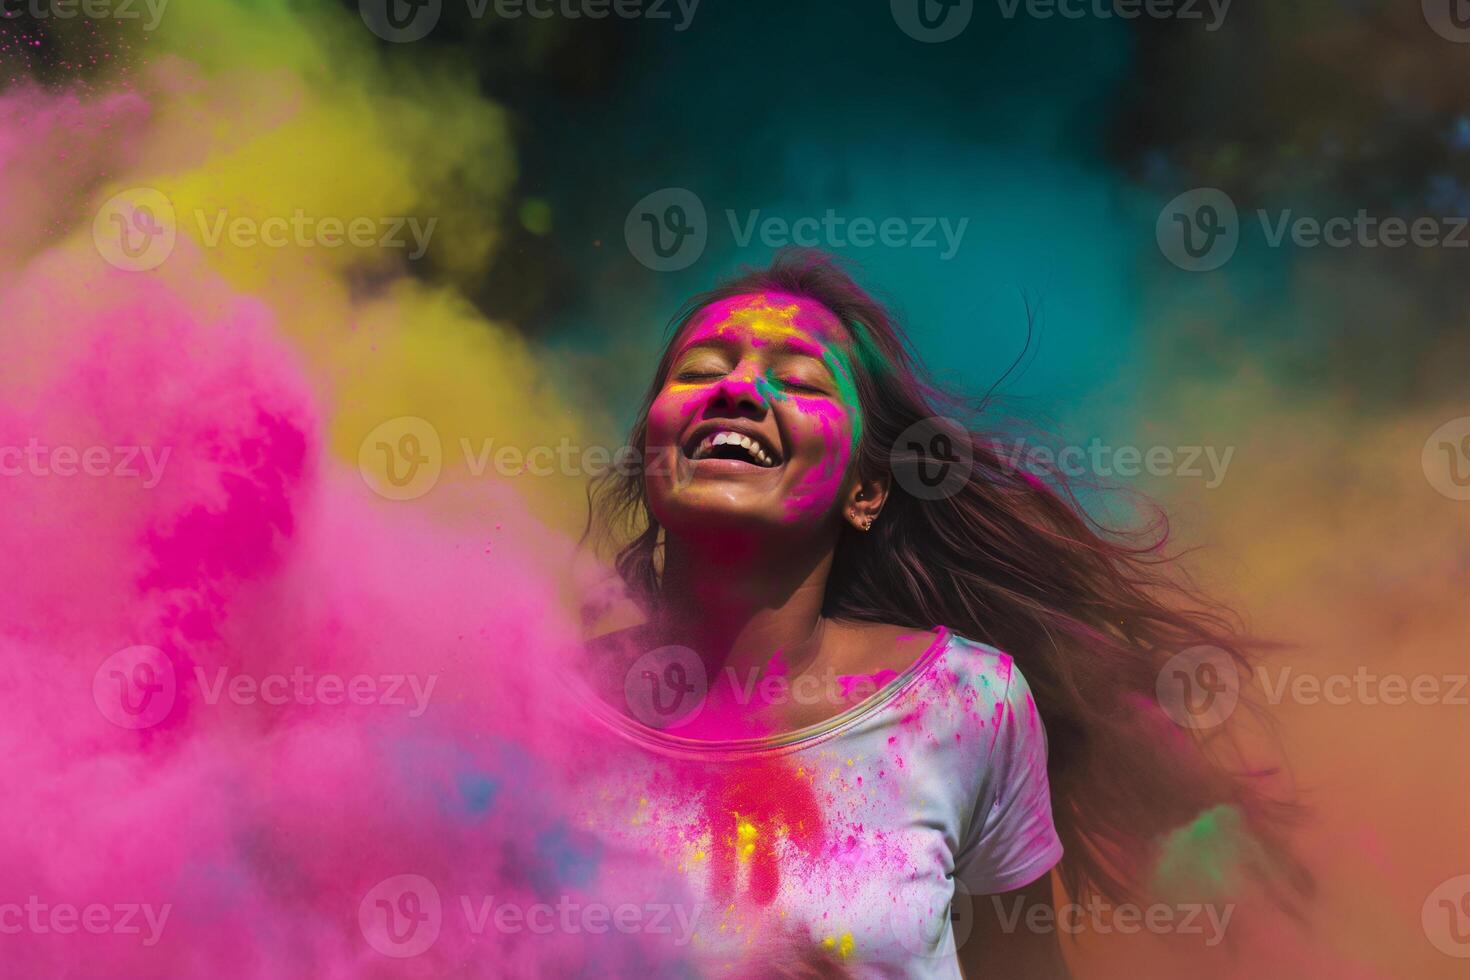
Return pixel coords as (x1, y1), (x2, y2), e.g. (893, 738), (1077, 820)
(933, 630), (1021, 701)
(916, 630), (1046, 749)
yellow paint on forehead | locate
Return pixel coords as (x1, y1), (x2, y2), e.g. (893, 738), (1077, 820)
(719, 295), (803, 339)
(701, 292), (842, 346)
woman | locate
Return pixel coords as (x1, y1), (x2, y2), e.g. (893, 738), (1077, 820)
(578, 248), (1307, 977)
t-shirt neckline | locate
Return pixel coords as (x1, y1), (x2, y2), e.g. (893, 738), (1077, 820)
(578, 625), (953, 759)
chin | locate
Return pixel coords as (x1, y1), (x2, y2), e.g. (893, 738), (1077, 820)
(650, 493), (789, 540)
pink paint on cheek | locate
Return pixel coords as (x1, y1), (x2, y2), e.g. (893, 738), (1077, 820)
(780, 401), (855, 523)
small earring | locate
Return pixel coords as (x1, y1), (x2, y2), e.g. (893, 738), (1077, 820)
(862, 516), (874, 531)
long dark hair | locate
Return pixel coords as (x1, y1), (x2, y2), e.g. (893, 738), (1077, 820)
(586, 247), (1310, 907)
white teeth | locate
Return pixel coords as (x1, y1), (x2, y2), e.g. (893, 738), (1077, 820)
(690, 430), (776, 466)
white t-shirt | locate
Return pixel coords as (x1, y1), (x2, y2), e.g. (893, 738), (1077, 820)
(575, 626), (1064, 977)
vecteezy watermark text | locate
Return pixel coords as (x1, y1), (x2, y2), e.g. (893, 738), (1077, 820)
(994, 0), (1229, 30)
(994, 436), (1235, 488)
(93, 188), (436, 272)
(1, 0), (168, 30)
(1158, 187), (1470, 271)
(457, 895), (700, 941)
(0, 441), (169, 488)
(624, 188), (970, 272)
(1156, 644), (1470, 731)
(990, 895), (1234, 946)
(726, 210), (968, 261)
(358, 874), (702, 958)
(622, 644), (910, 729)
(357, 417), (656, 501)
(1255, 666), (1468, 707)
(0, 898), (171, 946)
(194, 666), (438, 718)
(889, 0), (1227, 43)
(92, 645), (440, 730)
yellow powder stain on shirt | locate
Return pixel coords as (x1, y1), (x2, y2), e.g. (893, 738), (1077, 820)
(821, 933), (855, 958)
(736, 817), (759, 860)
(676, 846), (707, 874)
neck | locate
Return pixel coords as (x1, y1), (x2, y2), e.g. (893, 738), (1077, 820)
(655, 527), (833, 676)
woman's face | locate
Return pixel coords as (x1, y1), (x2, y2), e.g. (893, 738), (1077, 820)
(643, 291), (863, 539)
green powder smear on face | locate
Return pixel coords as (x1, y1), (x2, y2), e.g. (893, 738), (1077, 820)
(823, 329), (864, 452)
(1151, 804), (1262, 903)
(755, 374), (786, 406)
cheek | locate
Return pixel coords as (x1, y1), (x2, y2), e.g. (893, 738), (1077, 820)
(780, 400), (857, 522)
(642, 390), (703, 519)
(645, 389), (700, 447)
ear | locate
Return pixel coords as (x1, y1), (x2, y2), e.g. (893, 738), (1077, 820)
(843, 472), (889, 533)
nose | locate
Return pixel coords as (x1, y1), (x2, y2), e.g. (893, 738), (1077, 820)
(705, 368), (768, 419)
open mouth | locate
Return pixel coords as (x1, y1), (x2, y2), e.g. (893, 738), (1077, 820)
(682, 428), (781, 468)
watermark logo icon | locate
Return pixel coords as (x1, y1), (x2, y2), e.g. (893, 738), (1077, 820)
(360, 874), (442, 957)
(359, 0), (441, 41)
(1423, 874), (1470, 957)
(625, 188), (707, 271)
(1422, 416), (1470, 501)
(358, 417), (443, 501)
(890, 417), (974, 501)
(93, 645), (177, 729)
(891, 0), (973, 42)
(1157, 188), (1239, 272)
(1156, 645), (1240, 729)
(890, 878), (974, 956)
(93, 187), (176, 272)
(1424, 0), (1470, 42)
(624, 645), (706, 729)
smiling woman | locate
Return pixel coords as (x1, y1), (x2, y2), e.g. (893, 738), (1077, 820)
(578, 248), (1309, 977)
(645, 292), (865, 533)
